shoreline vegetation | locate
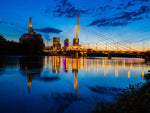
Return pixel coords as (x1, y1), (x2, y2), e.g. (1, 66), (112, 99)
(0, 35), (44, 56)
(93, 72), (150, 113)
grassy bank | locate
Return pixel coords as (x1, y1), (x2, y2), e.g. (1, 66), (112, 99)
(93, 73), (150, 113)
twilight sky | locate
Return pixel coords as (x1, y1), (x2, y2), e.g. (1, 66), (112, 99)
(0, 0), (150, 50)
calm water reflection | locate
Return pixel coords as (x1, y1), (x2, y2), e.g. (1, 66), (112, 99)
(0, 56), (149, 113)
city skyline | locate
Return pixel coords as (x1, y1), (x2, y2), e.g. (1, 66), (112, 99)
(0, 0), (150, 50)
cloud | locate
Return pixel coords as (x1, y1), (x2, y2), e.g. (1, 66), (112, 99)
(35, 27), (62, 34)
(124, 1), (134, 9)
(117, 7), (122, 10)
(146, 15), (150, 18)
(89, 5), (150, 27)
(98, 5), (110, 11)
(133, 0), (150, 1)
(89, 18), (130, 27)
(120, 3), (125, 6)
(139, 0), (150, 1)
(45, 0), (150, 27)
(45, 0), (89, 17)
(89, 19), (107, 26)
(0, 21), (7, 24)
(62, 0), (72, 7)
(52, 7), (88, 17)
(43, 34), (52, 42)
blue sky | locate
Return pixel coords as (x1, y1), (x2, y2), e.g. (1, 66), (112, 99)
(0, 0), (150, 50)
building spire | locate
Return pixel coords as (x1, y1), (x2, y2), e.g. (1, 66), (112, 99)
(28, 17), (33, 34)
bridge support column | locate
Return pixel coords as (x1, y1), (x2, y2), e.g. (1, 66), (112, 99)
(75, 52), (79, 58)
(108, 54), (112, 59)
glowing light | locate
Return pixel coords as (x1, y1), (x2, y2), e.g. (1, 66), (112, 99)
(142, 64), (145, 77)
(115, 60), (118, 77)
(128, 68), (131, 78)
(74, 71), (78, 98)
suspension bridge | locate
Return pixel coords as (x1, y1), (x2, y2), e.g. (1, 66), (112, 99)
(45, 15), (150, 59)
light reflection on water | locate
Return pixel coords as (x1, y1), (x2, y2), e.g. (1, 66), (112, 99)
(0, 56), (149, 113)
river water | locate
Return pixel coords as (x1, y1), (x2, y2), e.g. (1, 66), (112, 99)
(0, 56), (149, 113)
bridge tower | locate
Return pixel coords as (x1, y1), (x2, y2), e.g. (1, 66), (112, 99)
(69, 15), (84, 57)
(75, 15), (79, 45)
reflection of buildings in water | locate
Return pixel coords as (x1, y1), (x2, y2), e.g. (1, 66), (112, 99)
(87, 59), (91, 71)
(49, 57), (52, 65)
(94, 59), (98, 72)
(44, 56), (51, 68)
(104, 66), (107, 76)
(27, 75), (33, 92)
(60, 56), (63, 69)
(104, 59), (108, 76)
(26, 71), (41, 92)
(120, 59), (146, 78)
(91, 59), (93, 69)
(108, 60), (111, 67)
(74, 71), (78, 98)
(66, 58), (146, 79)
(45, 56), (48, 67)
(52, 56), (60, 73)
(45, 56), (146, 90)
(115, 60), (118, 77)
(19, 57), (43, 92)
(72, 58), (78, 98)
(63, 58), (68, 72)
(128, 59), (133, 69)
(123, 59), (126, 68)
(72, 58), (78, 73)
(85, 59), (87, 72)
(78, 58), (82, 70)
(128, 68), (131, 78)
(97, 59), (98, 72)
(128, 60), (133, 78)
(80, 58), (84, 70)
(142, 64), (145, 77)
(138, 63), (141, 70)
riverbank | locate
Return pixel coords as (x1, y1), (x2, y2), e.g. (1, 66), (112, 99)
(93, 73), (150, 113)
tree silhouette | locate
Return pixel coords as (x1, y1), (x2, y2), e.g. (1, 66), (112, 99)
(0, 35), (44, 55)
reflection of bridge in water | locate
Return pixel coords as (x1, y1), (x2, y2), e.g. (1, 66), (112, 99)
(44, 56), (146, 98)
(15, 56), (147, 98)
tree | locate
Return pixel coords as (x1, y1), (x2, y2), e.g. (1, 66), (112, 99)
(0, 35), (7, 54)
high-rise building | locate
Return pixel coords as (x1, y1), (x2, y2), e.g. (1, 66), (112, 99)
(53, 37), (61, 51)
(64, 38), (69, 48)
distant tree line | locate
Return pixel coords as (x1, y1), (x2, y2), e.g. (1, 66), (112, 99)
(0, 35), (44, 55)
